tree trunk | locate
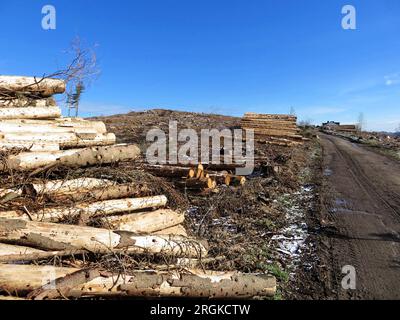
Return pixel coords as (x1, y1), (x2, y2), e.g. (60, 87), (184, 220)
(0, 265), (276, 299)
(1, 195), (168, 222)
(0, 144), (141, 172)
(178, 178), (216, 190)
(0, 132), (116, 148)
(45, 184), (153, 202)
(25, 178), (114, 196)
(0, 106), (61, 120)
(0, 118), (107, 133)
(0, 141), (60, 152)
(0, 97), (56, 108)
(0, 218), (208, 256)
(99, 209), (184, 233)
(0, 76), (66, 97)
(144, 165), (195, 178)
(0, 243), (44, 256)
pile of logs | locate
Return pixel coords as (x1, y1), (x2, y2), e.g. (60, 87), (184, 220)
(241, 113), (304, 147)
(336, 124), (357, 133)
(140, 163), (247, 191)
(0, 75), (276, 299)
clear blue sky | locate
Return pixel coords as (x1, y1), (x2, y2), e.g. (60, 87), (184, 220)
(1, 0), (399, 131)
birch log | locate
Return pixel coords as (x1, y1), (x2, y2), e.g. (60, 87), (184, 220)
(0, 76), (66, 97)
(100, 209), (184, 233)
(0, 141), (60, 152)
(46, 184), (152, 202)
(0, 144), (141, 171)
(0, 97), (56, 108)
(0, 195), (168, 222)
(0, 132), (116, 148)
(0, 243), (44, 256)
(25, 178), (114, 196)
(0, 106), (61, 120)
(0, 218), (208, 257)
(0, 118), (107, 133)
(0, 265), (276, 299)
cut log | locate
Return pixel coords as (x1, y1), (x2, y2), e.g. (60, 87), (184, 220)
(46, 184), (153, 202)
(0, 118), (107, 133)
(0, 106), (61, 120)
(0, 132), (116, 148)
(228, 175), (246, 186)
(154, 225), (188, 237)
(179, 178), (216, 190)
(195, 164), (204, 179)
(0, 243), (44, 256)
(25, 178), (114, 196)
(0, 249), (88, 263)
(0, 76), (66, 97)
(0, 218), (208, 257)
(100, 209), (184, 233)
(144, 165), (196, 178)
(0, 141), (60, 152)
(207, 171), (231, 185)
(0, 265), (276, 298)
(0, 144), (141, 172)
(0, 195), (168, 222)
(0, 97), (56, 108)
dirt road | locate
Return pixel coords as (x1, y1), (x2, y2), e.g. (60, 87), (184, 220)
(320, 133), (400, 300)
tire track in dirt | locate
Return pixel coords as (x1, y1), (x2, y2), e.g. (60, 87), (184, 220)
(320, 133), (400, 300)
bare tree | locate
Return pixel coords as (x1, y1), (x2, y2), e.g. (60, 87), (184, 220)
(0, 36), (99, 116)
(289, 106), (296, 116)
(357, 112), (365, 132)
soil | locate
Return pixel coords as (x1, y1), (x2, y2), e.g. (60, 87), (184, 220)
(305, 133), (400, 300)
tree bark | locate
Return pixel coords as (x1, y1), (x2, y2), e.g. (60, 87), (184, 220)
(0, 132), (116, 148)
(0, 76), (66, 97)
(0, 144), (141, 172)
(0, 243), (44, 256)
(0, 265), (276, 299)
(1, 195), (168, 222)
(45, 184), (153, 202)
(0, 97), (56, 108)
(0, 118), (107, 133)
(99, 209), (184, 233)
(0, 106), (61, 120)
(25, 178), (114, 196)
(0, 218), (208, 256)
(0, 141), (60, 152)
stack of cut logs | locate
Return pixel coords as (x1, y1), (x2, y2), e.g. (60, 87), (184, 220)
(336, 124), (357, 134)
(0, 75), (275, 300)
(141, 163), (246, 191)
(241, 113), (303, 147)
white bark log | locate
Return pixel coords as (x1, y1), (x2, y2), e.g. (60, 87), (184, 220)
(0, 218), (208, 257)
(0, 196), (168, 222)
(100, 209), (184, 233)
(0, 144), (141, 172)
(0, 265), (276, 299)
(0, 243), (44, 256)
(0, 118), (107, 133)
(0, 106), (61, 120)
(27, 178), (115, 196)
(0, 141), (60, 152)
(0, 132), (116, 148)
(0, 97), (56, 108)
(0, 76), (66, 96)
